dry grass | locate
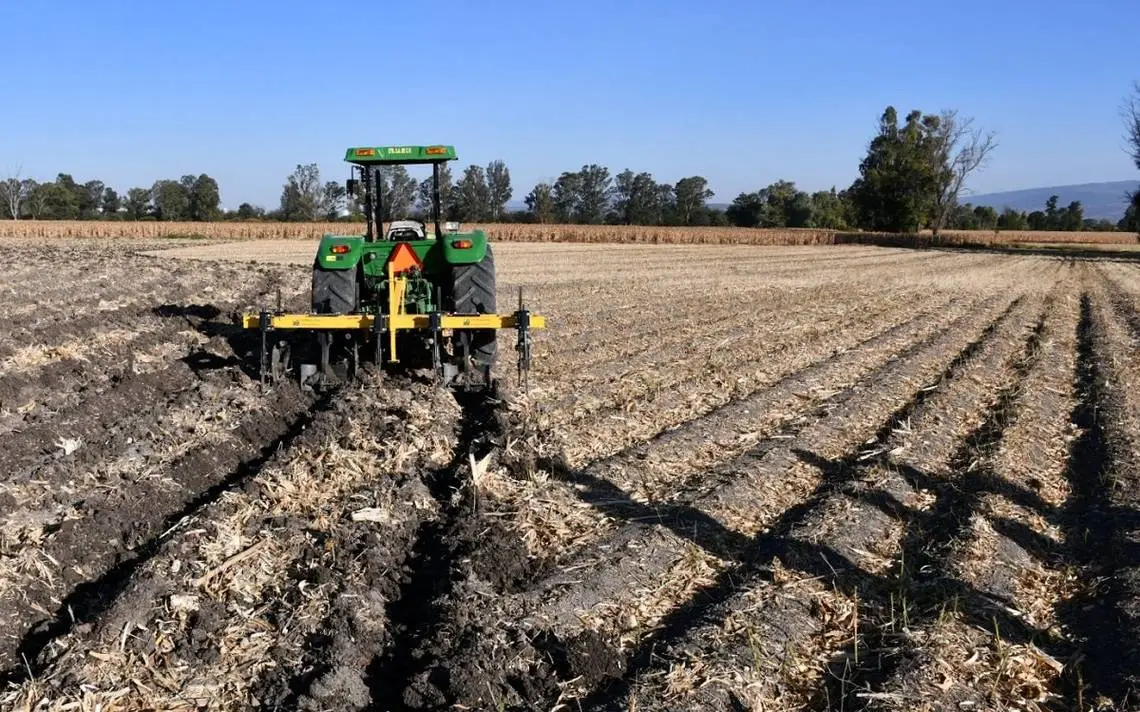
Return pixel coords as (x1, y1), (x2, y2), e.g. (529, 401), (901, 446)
(2, 238), (1131, 710)
(2, 381), (458, 710)
(1, 220), (1135, 246)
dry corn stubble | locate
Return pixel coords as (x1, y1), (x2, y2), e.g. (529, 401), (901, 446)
(4, 379), (459, 710)
(457, 272), (1040, 707)
(3, 222), (1135, 247)
(481, 287), (986, 563)
(618, 276), (1055, 710)
(4, 240), (1137, 712)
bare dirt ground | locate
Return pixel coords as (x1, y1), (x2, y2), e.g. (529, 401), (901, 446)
(2, 239), (1139, 711)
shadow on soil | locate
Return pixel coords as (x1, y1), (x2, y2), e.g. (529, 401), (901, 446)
(153, 303), (263, 380)
(530, 291), (1138, 710)
(524, 299), (1028, 709)
(1051, 294), (1140, 706)
(364, 387), (520, 712)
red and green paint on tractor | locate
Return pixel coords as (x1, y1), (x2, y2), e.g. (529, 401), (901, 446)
(242, 145), (545, 391)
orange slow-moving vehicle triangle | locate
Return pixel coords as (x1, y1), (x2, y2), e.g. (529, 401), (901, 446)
(388, 242), (423, 275)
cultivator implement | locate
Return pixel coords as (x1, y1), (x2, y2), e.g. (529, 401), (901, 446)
(241, 257), (545, 391)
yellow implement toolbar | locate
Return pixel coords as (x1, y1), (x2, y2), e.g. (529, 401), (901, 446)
(241, 313), (546, 331)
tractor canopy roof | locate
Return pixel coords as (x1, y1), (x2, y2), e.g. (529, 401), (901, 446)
(345, 145), (457, 165)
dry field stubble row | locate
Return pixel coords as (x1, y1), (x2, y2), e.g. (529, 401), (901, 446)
(1, 219), (1136, 246)
(1, 239), (1139, 711)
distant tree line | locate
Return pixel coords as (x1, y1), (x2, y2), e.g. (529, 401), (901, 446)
(517, 167), (722, 226)
(3, 82), (1138, 234)
(270, 159), (516, 223)
(0, 172), (222, 221)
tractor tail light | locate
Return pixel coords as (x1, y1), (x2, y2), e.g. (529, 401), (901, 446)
(331, 244), (350, 254)
(452, 239), (473, 249)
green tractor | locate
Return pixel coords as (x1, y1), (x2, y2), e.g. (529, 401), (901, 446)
(242, 145), (544, 390)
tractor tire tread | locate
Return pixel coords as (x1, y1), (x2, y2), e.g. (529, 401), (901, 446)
(312, 264), (357, 314)
(451, 246), (497, 368)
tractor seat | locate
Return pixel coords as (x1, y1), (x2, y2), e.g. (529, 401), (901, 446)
(387, 228), (421, 241)
(385, 220), (427, 241)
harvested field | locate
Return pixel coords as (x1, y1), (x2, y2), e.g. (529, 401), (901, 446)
(2, 239), (1139, 711)
(1, 219), (1136, 247)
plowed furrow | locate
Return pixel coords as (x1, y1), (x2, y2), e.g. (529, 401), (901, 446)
(485, 289), (995, 563)
(1, 377), (458, 710)
(532, 286), (923, 404)
(526, 252), (1016, 378)
(532, 293), (1034, 626)
(582, 281), (1050, 711)
(852, 279), (1080, 711)
(363, 276), (1042, 710)
(0, 382), (320, 677)
(1050, 279), (1140, 704)
(0, 276), (292, 441)
(538, 284), (958, 421)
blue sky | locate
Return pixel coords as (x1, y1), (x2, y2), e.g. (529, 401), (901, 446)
(1, 0), (1137, 210)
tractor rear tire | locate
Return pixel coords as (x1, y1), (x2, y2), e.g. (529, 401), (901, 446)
(451, 245), (497, 369)
(312, 264), (358, 314)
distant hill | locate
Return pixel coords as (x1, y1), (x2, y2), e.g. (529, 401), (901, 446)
(967, 181), (1136, 221)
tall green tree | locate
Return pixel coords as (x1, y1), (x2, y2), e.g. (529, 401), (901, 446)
(997, 207), (1028, 230)
(235, 203), (259, 220)
(321, 181), (346, 219)
(151, 179), (190, 220)
(524, 182), (556, 223)
(655, 183), (676, 225)
(849, 107), (942, 232)
(40, 175), (80, 218)
(1059, 201), (1084, 231)
(80, 180), (104, 218)
(809, 188), (850, 229)
(42, 180), (80, 218)
(125, 187), (151, 220)
(612, 169), (665, 224)
(416, 162), (454, 219)
(376, 166), (417, 220)
(727, 181), (812, 228)
(576, 164), (611, 224)
(1044, 195), (1060, 228)
(279, 163), (324, 221)
(673, 176), (714, 226)
(1119, 197), (1139, 232)
(189, 174), (221, 221)
(101, 187), (121, 216)
(552, 171), (582, 223)
(455, 165), (491, 221)
(972, 205), (998, 230)
(726, 192), (764, 228)
(486, 160), (512, 220)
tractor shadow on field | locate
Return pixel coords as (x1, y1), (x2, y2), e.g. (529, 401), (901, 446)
(533, 297), (1140, 710)
(538, 439), (1083, 710)
(152, 303), (263, 380)
(538, 377), (1138, 708)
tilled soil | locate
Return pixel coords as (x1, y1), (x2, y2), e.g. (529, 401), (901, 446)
(2, 241), (1139, 711)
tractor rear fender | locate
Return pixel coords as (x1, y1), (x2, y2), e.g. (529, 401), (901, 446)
(314, 234), (365, 270)
(442, 229), (489, 264)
